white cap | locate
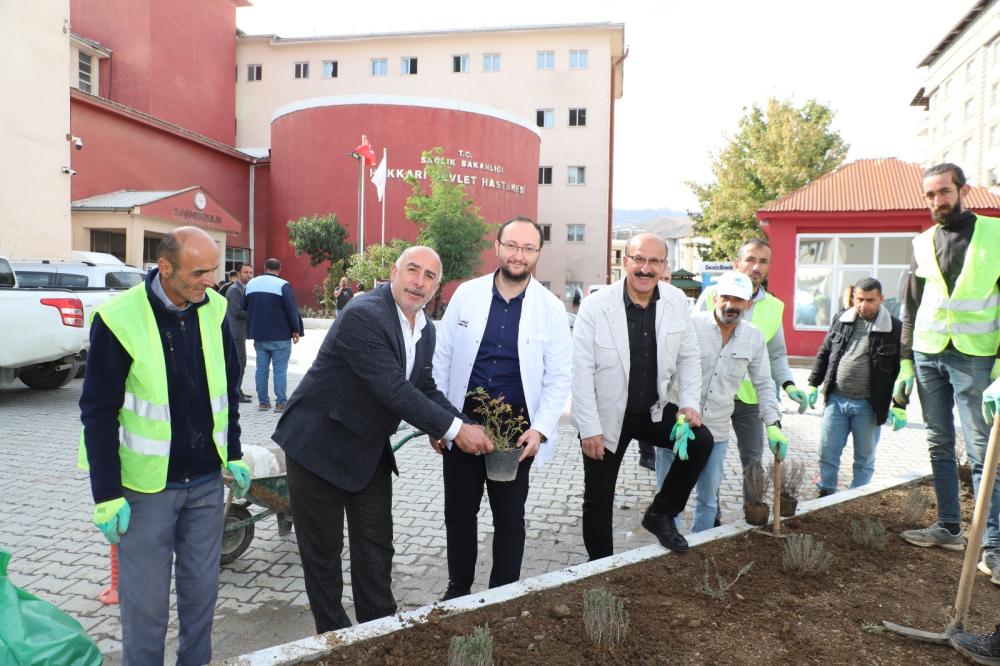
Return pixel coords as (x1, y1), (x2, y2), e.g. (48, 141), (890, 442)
(714, 271), (753, 301)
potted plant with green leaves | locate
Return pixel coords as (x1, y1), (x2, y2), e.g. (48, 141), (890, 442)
(466, 387), (528, 482)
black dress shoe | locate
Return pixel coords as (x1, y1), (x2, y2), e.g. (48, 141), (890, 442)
(642, 509), (689, 552)
(440, 584), (471, 602)
(238, 394), (253, 404)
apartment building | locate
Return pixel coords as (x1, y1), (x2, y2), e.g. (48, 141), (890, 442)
(912, 0), (1000, 187)
(235, 23), (626, 301)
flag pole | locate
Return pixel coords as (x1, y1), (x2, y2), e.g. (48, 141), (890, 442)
(380, 147), (387, 246)
(357, 154), (365, 253)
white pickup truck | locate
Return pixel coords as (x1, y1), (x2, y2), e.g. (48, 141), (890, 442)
(0, 256), (127, 389)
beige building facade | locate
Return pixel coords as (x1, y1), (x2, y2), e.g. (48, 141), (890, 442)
(235, 23), (625, 302)
(912, 0), (1000, 188)
(0, 0), (73, 260)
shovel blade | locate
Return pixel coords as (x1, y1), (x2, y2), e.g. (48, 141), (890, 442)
(882, 621), (951, 645)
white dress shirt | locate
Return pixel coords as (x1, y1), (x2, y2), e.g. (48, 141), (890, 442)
(396, 304), (462, 441)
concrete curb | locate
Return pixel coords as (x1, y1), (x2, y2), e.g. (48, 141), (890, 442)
(220, 468), (929, 665)
(301, 317), (333, 330)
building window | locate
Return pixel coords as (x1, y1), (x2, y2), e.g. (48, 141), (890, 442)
(964, 98), (975, 121)
(567, 224), (585, 242)
(225, 247), (250, 273)
(539, 224), (551, 242)
(294, 62), (309, 79)
(567, 166), (586, 185)
(569, 108), (587, 127)
(322, 60), (338, 78)
(564, 281), (583, 300)
(401, 57), (418, 75)
(943, 114), (952, 134)
(453, 54), (469, 73)
(90, 230), (126, 263)
(962, 138), (972, 162)
(570, 49), (588, 69)
(991, 124), (998, 148)
(78, 52), (93, 93)
(944, 78), (952, 99)
(371, 58), (388, 77)
(994, 40), (1000, 64)
(536, 50), (554, 70)
(992, 82), (999, 105)
(538, 167), (553, 184)
(966, 59), (975, 83)
(536, 109), (554, 128)
(483, 53), (501, 72)
(794, 233), (916, 329)
(247, 63), (262, 81)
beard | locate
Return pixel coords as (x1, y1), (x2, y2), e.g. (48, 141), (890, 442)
(932, 196), (965, 225)
(499, 262), (531, 283)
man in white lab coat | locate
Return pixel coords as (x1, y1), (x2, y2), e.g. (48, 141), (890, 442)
(432, 217), (572, 600)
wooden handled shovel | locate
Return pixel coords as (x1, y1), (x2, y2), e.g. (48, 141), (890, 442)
(884, 413), (1000, 644)
(773, 457), (782, 536)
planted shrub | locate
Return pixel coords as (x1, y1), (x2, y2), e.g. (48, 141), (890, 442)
(699, 557), (754, 602)
(851, 518), (888, 550)
(582, 587), (629, 646)
(744, 461), (771, 525)
(768, 458), (805, 517)
(782, 534), (833, 576)
(900, 487), (932, 525)
(448, 624), (493, 666)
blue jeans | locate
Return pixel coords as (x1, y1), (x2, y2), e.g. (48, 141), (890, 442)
(254, 339), (292, 405)
(655, 440), (729, 533)
(915, 349), (1000, 548)
(119, 478), (223, 665)
(817, 392), (881, 493)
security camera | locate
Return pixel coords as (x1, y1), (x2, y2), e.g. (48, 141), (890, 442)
(72, 136), (83, 150)
(61, 167), (77, 175)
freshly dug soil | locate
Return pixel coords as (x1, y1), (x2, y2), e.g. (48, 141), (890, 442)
(317, 482), (996, 664)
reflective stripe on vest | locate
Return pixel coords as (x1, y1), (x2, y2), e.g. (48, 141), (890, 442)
(912, 216), (1000, 356)
(76, 283), (230, 493)
(702, 286), (784, 404)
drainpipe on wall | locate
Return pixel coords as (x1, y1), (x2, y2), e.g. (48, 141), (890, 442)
(248, 163), (256, 268)
(607, 47), (629, 284)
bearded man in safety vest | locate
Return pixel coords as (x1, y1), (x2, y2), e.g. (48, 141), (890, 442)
(896, 163), (1000, 578)
(79, 226), (251, 665)
(688, 238), (808, 524)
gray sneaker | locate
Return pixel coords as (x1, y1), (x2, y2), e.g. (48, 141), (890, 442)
(978, 549), (1000, 585)
(900, 523), (965, 550)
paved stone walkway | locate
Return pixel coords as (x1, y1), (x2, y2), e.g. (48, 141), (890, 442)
(0, 332), (936, 662)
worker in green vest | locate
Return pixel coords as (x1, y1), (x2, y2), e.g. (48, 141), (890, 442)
(896, 164), (1000, 582)
(690, 238), (809, 523)
(79, 226), (251, 665)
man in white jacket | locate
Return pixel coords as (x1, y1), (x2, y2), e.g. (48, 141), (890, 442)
(572, 233), (713, 558)
(433, 217), (572, 600)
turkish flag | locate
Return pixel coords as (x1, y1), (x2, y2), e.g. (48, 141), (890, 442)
(354, 135), (377, 166)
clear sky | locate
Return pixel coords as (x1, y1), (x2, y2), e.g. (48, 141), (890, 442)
(236, 0), (972, 212)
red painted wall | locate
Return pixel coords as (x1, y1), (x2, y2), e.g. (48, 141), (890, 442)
(764, 211), (932, 357)
(269, 103), (540, 307)
(70, 95), (265, 253)
(70, 0), (237, 145)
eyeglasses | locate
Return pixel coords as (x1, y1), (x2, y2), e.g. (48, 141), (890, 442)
(625, 254), (666, 268)
(499, 241), (540, 255)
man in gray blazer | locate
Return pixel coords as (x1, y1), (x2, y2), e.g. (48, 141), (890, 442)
(225, 262), (253, 402)
(272, 246), (492, 633)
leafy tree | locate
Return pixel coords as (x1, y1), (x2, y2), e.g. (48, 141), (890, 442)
(689, 99), (849, 260)
(286, 213), (353, 268)
(405, 147), (492, 288)
(346, 239), (410, 290)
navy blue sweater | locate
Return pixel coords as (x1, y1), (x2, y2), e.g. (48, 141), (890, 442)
(242, 273), (304, 341)
(80, 270), (243, 503)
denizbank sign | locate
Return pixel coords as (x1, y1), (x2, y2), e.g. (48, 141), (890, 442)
(374, 149), (527, 195)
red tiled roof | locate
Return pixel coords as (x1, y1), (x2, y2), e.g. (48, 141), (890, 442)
(758, 158), (1000, 214)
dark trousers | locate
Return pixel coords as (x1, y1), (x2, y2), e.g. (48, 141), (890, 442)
(442, 444), (534, 592)
(286, 454), (396, 633)
(234, 334), (247, 392)
(582, 404), (713, 560)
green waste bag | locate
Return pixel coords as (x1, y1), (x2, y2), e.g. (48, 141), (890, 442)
(0, 550), (102, 665)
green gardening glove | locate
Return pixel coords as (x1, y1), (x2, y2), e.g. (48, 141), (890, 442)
(805, 386), (819, 410)
(992, 359), (1000, 382)
(670, 414), (695, 461)
(784, 385), (809, 414)
(226, 460), (252, 499)
(886, 407), (908, 432)
(766, 424), (789, 462)
(984, 377), (1000, 425)
(93, 497), (131, 545)
(893, 359), (915, 403)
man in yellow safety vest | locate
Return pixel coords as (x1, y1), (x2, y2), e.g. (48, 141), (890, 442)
(896, 163), (1000, 584)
